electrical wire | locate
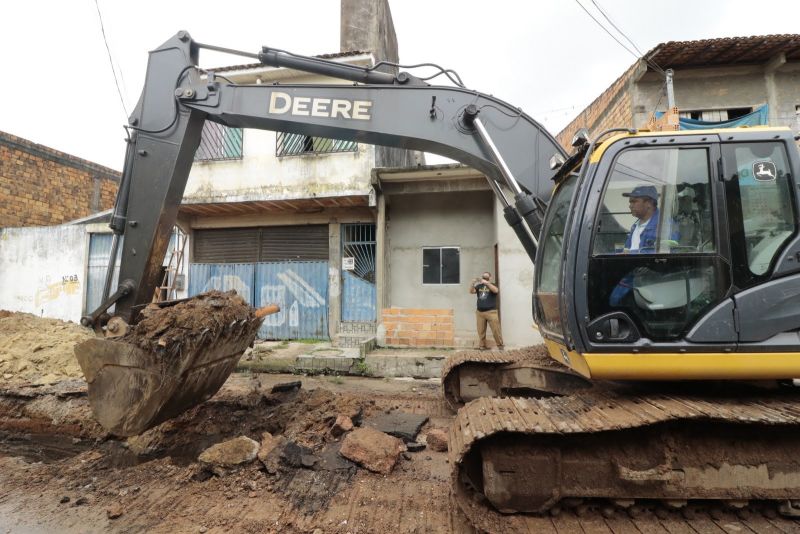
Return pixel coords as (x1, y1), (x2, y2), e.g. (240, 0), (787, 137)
(93, 0), (128, 118)
(589, 0), (666, 75)
(573, 0), (666, 77)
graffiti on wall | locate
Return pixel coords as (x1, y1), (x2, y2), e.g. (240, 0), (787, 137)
(35, 274), (80, 307)
(261, 269), (325, 327)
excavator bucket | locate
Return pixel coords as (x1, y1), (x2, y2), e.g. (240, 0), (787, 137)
(74, 291), (275, 437)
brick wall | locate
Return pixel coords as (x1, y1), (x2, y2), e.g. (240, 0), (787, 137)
(556, 62), (640, 152)
(382, 307), (454, 347)
(0, 131), (120, 227)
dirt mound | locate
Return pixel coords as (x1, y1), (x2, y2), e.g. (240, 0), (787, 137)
(123, 290), (254, 358)
(0, 312), (94, 385)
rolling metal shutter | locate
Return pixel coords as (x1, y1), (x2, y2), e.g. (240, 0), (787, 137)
(259, 225), (328, 261)
(194, 225), (328, 263)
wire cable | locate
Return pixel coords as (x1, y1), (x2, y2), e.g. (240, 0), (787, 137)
(93, 0), (128, 118)
(589, 0), (666, 75)
(574, 0), (666, 77)
(369, 60), (466, 88)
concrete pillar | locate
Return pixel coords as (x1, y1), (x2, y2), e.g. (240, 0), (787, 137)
(328, 222), (341, 340)
(765, 53), (786, 126)
(340, 0), (398, 63)
(375, 193), (387, 344)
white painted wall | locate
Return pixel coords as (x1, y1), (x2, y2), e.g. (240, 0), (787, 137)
(0, 225), (87, 322)
(493, 192), (544, 348)
(183, 72), (376, 205)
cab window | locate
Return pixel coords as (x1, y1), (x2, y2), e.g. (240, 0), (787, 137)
(592, 148), (714, 255)
(722, 142), (796, 282)
(534, 173), (578, 335)
(587, 146), (730, 341)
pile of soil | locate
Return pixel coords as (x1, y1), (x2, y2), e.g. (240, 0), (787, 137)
(0, 311), (93, 385)
(123, 290), (255, 356)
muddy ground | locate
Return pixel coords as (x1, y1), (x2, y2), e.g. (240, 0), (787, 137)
(1, 373), (799, 534)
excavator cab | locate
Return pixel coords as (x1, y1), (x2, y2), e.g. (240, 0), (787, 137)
(534, 128), (800, 380)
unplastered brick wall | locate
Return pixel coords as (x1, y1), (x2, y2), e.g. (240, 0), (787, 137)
(0, 131), (120, 227)
(382, 308), (454, 347)
(556, 62), (639, 152)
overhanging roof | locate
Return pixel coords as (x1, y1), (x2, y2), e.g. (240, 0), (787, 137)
(646, 34), (800, 69)
(178, 194), (369, 217)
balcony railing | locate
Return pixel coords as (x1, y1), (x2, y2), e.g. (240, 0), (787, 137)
(194, 122), (243, 162)
(276, 132), (357, 156)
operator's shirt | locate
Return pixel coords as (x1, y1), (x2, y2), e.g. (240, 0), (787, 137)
(629, 216), (652, 251)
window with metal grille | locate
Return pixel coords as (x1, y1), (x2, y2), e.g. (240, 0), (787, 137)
(276, 132), (357, 156)
(422, 247), (460, 284)
(194, 122), (243, 162)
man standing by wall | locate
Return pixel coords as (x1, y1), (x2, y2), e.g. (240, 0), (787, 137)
(470, 272), (503, 350)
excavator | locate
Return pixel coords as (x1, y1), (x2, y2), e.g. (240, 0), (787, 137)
(75, 31), (800, 529)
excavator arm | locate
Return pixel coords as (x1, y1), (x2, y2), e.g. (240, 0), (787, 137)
(75, 31), (564, 437)
(84, 31), (564, 326)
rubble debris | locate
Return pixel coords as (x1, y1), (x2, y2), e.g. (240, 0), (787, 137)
(106, 502), (124, 519)
(425, 428), (449, 452)
(330, 415), (353, 437)
(59, 496), (70, 504)
(340, 427), (405, 474)
(281, 441), (319, 469)
(406, 441), (426, 452)
(198, 436), (259, 468)
(365, 412), (429, 443)
(257, 432), (282, 463)
(271, 380), (302, 393)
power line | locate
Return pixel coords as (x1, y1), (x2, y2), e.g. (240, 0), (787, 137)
(574, 0), (666, 76)
(590, 0), (666, 75)
(94, 0), (129, 119)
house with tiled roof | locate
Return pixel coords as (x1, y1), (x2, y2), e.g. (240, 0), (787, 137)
(557, 34), (800, 149)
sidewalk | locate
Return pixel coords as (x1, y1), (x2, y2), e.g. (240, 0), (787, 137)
(237, 340), (455, 379)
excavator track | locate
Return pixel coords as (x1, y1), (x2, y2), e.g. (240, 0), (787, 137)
(450, 388), (800, 532)
(441, 346), (590, 411)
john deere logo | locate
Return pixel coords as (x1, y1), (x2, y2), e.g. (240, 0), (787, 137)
(560, 348), (571, 365)
(753, 160), (777, 181)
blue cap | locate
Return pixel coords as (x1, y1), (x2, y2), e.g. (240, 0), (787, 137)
(622, 185), (658, 201)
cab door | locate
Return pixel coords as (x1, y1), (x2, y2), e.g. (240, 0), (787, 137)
(572, 137), (734, 351)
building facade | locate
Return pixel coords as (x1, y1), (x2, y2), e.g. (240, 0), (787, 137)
(557, 35), (800, 150)
(0, 131), (119, 227)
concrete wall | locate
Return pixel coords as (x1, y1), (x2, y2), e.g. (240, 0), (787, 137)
(341, 0), (399, 63)
(0, 225), (87, 321)
(0, 131), (119, 227)
(185, 131), (375, 203)
(633, 66), (768, 127)
(493, 192), (543, 348)
(385, 190), (494, 347)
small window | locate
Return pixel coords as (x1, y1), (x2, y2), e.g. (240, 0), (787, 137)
(195, 122), (243, 162)
(422, 247), (460, 284)
(276, 132), (357, 156)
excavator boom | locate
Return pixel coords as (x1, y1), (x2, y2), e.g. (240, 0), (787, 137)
(76, 31), (564, 437)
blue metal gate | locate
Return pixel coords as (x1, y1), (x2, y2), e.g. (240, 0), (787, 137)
(188, 263), (255, 303)
(341, 224), (376, 321)
(188, 261), (328, 340)
(255, 261), (328, 340)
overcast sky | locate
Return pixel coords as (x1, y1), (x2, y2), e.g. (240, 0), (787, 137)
(2, 0), (799, 171)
